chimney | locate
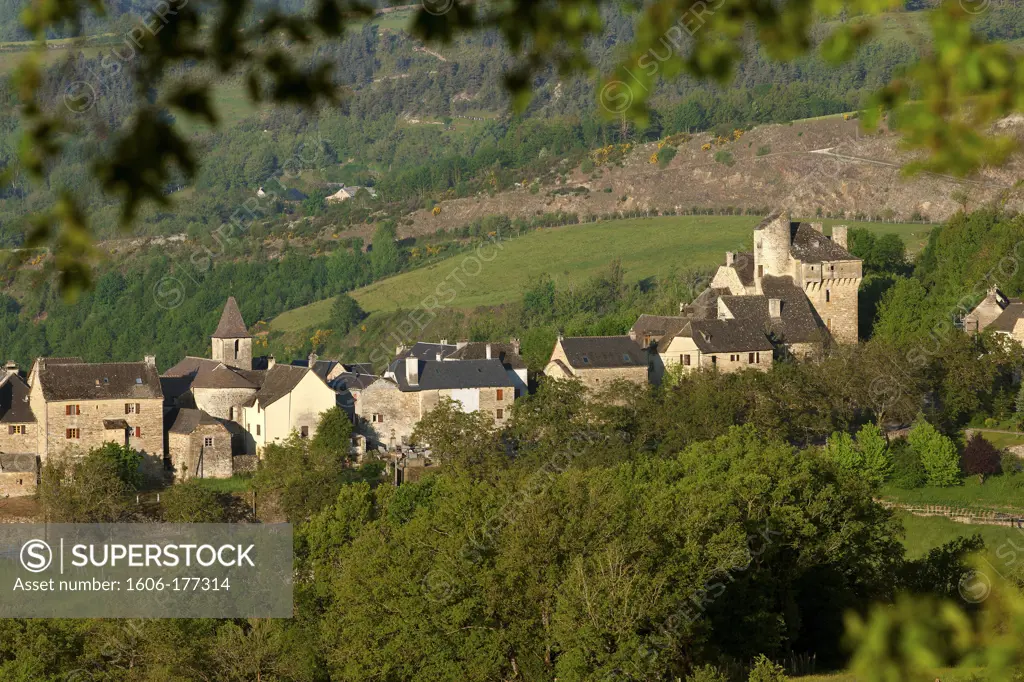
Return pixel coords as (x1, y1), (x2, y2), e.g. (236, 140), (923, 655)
(810, 222), (824, 233)
(435, 351), (443, 361)
(832, 225), (848, 250)
(406, 356), (419, 385)
(440, 338), (448, 346)
(268, 355), (276, 369)
(308, 352), (318, 367)
(726, 251), (735, 266)
(144, 354), (156, 368)
(679, 302), (686, 314)
(485, 343), (492, 360)
(456, 340), (468, 350)
(3, 361), (17, 376)
(396, 344), (409, 356)
(769, 298), (782, 319)
(509, 338), (521, 355)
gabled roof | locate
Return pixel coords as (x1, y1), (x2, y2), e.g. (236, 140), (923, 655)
(0, 373), (35, 424)
(445, 342), (527, 370)
(36, 358), (163, 402)
(212, 297), (251, 339)
(682, 287), (731, 320)
(683, 319), (775, 354)
(395, 359), (511, 391)
(193, 363), (258, 390)
(168, 407), (233, 435)
(558, 336), (644, 369)
(396, 342), (458, 362)
(0, 454), (35, 472)
(759, 276), (825, 344)
(723, 252), (755, 286)
(986, 301), (1024, 333)
(332, 372), (378, 391)
(631, 315), (690, 347)
(790, 223), (856, 263)
(254, 365), (313, 407)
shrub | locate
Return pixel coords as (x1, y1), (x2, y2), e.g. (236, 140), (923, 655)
(658, 145), (678, 168)
(748, 655), (786, 682)
(162, 480), (227, 522)
(907, 415), (961, 487)
(756, 145), (771, 156)
(580, 158), (594, 173)
(687, 664), (729, 682)
(890, 439), (926, 489)
(714, 151), (735, 167)
(1001, 450), (1024, 475)
(961, 433), (1002, 482)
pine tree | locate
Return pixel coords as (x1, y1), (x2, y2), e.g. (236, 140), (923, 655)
(822, 431), (862, 471)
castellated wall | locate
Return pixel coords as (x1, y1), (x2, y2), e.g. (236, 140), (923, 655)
(805, 278), (861, 344)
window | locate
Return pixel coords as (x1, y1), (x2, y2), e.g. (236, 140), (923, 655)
(581, 355), (590, 364)
(372, 413), (384, 424)
(825, 289), (831, 303)
(65, 404), (80, 416)
(134, 426), (142, 438)
(65, 428), (80, 439)
(203, 436), (214, 447)
(256, 424), (261, 436)
(496, 408), (504, 420)
(711, 355), (717, 366)
(758, 265), (764, 278)
(496, 389), (504, 401)
(8, 425), (24, 435)
(827, 318), (832, 330)
(748, 352), (755, 364)
(124, 402), (139, 414)
(682, 354), (691, 366)
(300, 425), (309, 439)
(234, 339), (239, 359)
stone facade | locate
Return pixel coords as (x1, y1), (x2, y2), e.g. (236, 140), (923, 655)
(0, 471), (35, 497)
(212, 337), (253, 371)
(545, 336), (648, 389)
(194, 386), (255, 421)
(37, 397), (165, 475)
(0, 422), (37, 457)
(169, 421), (235, 480)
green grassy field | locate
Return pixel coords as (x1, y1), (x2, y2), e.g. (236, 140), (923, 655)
(794, 669), (985, 682)
(897, 512), (1024, 560)
(271, 216), (932, 332)
(977, 430), (1024, 449)
(881, 475), (1024, 513)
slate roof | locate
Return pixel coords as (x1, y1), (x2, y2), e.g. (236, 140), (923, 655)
(36, 358), (163, 402)
(682, 287), (731, 320)
(212, 297), (251, 339)
(168, 407), (230, 435)
(789, 223), (856, 263)
(0, 374), (35, 424)
(332, 372), (378, 391)
(558, 336), (644, 369)
(759, 276), (825, 344)
(631, 315), (690, 347)
(445, 342), (527, 370)
(395, 359), (511, 391)
(102, 419), (129, 430)
(986, 301), (1024, 333)
(255, 365), (313, 407)
(397, 342), (458, 362)
(193, 363), (258, 390)
(683, 319), (775, 353)
(729, 252), (755, 286)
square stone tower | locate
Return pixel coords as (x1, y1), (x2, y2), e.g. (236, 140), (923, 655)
(211, 296), (253, 370)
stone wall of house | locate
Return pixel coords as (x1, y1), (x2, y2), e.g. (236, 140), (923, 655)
(233, 454), (258, 473)
(965, 294), (1006, 333)
(195, 387), (255, 422)
(573, 366), (648, 390)
(42, 398), (165, 475)
(170, 423), (233, 480)
(0, 471), (35, 497)
(357, 383), (422, 448)
(699, 351), (772, 373)
(0, 423), (37, 456)
(786, 342), (822, 360)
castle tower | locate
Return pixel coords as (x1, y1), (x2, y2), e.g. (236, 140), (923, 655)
(211, 297), (253, 370)
(753, 211), (793, 291)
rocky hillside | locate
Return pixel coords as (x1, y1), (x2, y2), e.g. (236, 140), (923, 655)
(391, 114), (1024, 239)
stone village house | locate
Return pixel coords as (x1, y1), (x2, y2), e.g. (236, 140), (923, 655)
(543, 335), (648, 389)
(356, 341), (520, 449)
(0, 365), (39, 497)
(964, 286), (1024, 343)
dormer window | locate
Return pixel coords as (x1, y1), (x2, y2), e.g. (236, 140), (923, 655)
(582, 355), (590, 364)
(622, 354), (631, 364)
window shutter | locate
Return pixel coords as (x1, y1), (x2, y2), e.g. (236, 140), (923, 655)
(136, 403), (141, 414)
(7, 426), (13, 435)
(125, 403), (129, 414)
(135, 426), (141, 438)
